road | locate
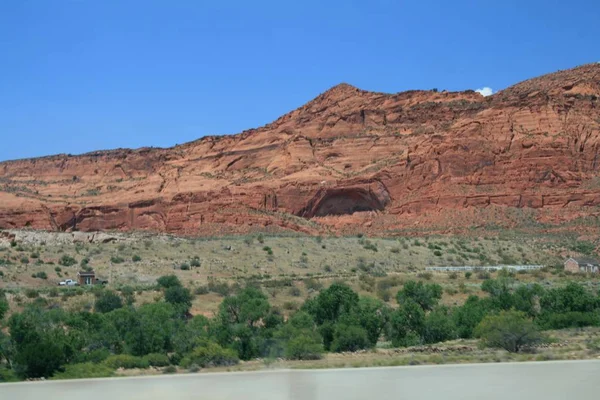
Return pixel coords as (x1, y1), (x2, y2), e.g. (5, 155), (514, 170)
(2, 360), (599, 400)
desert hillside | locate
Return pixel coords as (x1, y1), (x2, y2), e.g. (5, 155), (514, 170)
(1, 64), (599, 236)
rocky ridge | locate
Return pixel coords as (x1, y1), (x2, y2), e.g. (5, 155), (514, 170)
(1, 64), (599, 236)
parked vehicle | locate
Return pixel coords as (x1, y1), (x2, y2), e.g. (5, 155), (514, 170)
(58, 279), (78, 286)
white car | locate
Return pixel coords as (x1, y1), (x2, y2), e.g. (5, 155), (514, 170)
(58, 279), (78, 286)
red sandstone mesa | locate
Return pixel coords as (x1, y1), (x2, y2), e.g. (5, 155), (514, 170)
(1, 64), (599, 235)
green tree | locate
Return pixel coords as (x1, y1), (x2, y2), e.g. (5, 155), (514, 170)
(0, 331), (15, 369)
(481, 278), (514, 310)
(541, 282), (599, 314)
(304, 283), (359, 325)
(172, 315), (211, 355)
(396, 281), (442, 311)
(124, 302), (177, 356)
(387, 299), (425, 347)
(342, 296), (391, 347)
(218, 287), (270, 328)
(475, 310), (543, 353)
(164, 285), (193, 313)
(273, 312), (323, 360)
(512, 284), (544, 317)
(9, 307), (83, 378)
(0, 299), (8, 321)
(94, 291), (123, 314)
(423, 307), (457, 344)
(215, 287), (271, 360)
(452, 295), (491, 338)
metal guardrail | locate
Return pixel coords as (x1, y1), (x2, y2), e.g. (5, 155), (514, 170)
(425, 265), (544, 272)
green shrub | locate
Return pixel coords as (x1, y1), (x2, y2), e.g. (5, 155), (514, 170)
(283, 301), (299, 310)
(587, 338), (600, 351)
(475, 310), (543, 352)
(194, 285), (209, 295)
(397, 280), (442, 311)
(59, 255), (77, 267)
(363, 240), (378, 252)
(164, 285), (192, 311)
(132, 255), (142, 262)
(180, 341), (239, 368)
(417, 272), (433, 280)
(570, 241), (596, 255)
(95, 291), (123, 313)
(257, 233), (265, 244)
(377, 289), (391, 302)
(262, 246), (273, 255)
(54, 266), (62, 273)
(0, 367), (19, 382)
(331, 324), (369, 352)
(179, 263), (190, 271)
(207, 280), (230, 296)
(144, 353), (170, 367)
(163, 365), (177, 374)
(423, 307), (457, 344)
(77, 348), (111, 364)
(448, 272), (458, 279)
(477, 270), (491, 280)
(52, 363), (114, 380)
(157, 274), (182, 289)
(30, 252), (39, 259)
(465, 271), (472, 279)
(32, 271), (48, 279)
(377, 276), (402, 291)
(20, 257), (29, 264)
(288, 286), (302, 297)
(538, 312), (600, 330)
(190, 257), (201, 267)
(433, 250), (442, 257)
(110, 256), (125, 264)
(104, 354), (150, 369)
(285, 335), (323, 360)
(25, 289), (39, 298)
(304, 278), (323, 291)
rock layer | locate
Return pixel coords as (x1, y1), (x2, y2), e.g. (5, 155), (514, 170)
(1, 64), (599, 235)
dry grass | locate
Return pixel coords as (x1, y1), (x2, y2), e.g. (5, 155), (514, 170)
(1, 231), (598, 316)
(110, 327), (600, 377)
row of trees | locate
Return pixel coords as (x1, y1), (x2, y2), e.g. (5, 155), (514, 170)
(1, 275), (599, 379)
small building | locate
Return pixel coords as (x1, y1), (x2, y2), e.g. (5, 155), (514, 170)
(564, 258), (600, 274)
(77, 270), (96, 285)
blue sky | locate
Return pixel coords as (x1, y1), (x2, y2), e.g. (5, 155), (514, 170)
(1, 0), (599, 161)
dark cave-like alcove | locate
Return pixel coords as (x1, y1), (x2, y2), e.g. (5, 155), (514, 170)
(299, 188), (388, 218)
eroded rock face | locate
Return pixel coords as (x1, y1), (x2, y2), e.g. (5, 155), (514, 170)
(1, 64), (599, 235)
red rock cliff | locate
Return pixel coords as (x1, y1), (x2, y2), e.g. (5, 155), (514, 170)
(1, 64), (599, 235)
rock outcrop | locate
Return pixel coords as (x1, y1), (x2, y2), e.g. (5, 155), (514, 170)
(1, 64), (599, 235)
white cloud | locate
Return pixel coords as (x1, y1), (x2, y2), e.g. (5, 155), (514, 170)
(475, 87), (494, 97)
